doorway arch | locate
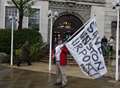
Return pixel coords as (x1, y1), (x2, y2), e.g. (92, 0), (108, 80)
(52, 13), (83, 47)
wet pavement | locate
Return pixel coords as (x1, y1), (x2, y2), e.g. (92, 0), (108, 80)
(0, 65), (120, 88)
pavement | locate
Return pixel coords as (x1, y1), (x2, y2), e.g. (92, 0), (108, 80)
(2, 62), (116, 79)
(7, 62), (89, 79)
(0, 62), (120, 88)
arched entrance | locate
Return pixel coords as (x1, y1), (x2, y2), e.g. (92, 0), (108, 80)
(52, 14), (83, 47)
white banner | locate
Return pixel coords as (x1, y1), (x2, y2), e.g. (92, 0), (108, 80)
(65, 18), (107, 79)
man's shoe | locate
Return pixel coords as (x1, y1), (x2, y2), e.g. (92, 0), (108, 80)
(61, 83), (67, 88)
(17, 64), (20, 66)
(54, 82), (62, 85)
(28, 63), (32, 65)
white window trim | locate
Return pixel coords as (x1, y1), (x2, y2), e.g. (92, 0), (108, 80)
(31, 6), (41, 32)
(5, 2), (42, 31)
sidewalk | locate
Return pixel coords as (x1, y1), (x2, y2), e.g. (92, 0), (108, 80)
(0, 64), (118, 88)
(1, 62), (116, 79)
(3, 62), (89, 79)
(1, 62), (120, 88)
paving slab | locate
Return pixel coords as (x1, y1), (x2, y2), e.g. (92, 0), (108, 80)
(0, 63), (120, 88)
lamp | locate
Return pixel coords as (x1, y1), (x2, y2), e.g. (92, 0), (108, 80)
(9, 15), (17, 66)
(48, 10), (58, 73)
(112, 0), (120, 81)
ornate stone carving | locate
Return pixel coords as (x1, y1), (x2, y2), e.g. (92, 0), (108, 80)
(70, 0), (105, 4)
(49, 0), (105, 4)
(49, 1), (91, 22)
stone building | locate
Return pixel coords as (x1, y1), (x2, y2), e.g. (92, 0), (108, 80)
(49, 0), (105, 46)
(0, 0), (118, 44)
(0, 0), (49, 42)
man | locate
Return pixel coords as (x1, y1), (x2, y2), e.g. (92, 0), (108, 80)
(17, 41), (32, 66)
(101, 36), (108, 57)
(101, 36), (108, 45)
(55, 40), (68, 88)
(108, 36), (114, 56)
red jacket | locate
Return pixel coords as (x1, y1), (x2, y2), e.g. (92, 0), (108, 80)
(60, 46), (68, 65)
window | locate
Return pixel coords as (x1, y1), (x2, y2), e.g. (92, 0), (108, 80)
(5, 6), (17, 29)
(28, 9), (40, 31)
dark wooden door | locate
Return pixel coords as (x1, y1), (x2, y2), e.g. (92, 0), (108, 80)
(52, 14), (83, 47)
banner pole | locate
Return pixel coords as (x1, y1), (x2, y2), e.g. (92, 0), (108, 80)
(49, 15), (53, 73)
(10, 17), (14, 66)
(115, 6), (119, 81)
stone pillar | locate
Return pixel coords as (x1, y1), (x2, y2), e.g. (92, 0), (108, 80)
(33, 1), (49, 42)
(91, 6), (105, 37)
(0, 0), (5, 29)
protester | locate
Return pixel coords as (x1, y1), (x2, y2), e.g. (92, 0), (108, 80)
(17, 41), (32, 66)
(101, 36), (108, 45)
(54, 40), (68, 88)
(101, 36), (108, 56)
(108, 36), (114, 56)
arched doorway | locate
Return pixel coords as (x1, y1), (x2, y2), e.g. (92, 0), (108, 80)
(52, 14), (83, 47)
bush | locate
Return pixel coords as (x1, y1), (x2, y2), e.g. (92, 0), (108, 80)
(0, 29), (45, 62)
(31, 42), (49, 61)
(0, 53), (9, 63)
(0, 29), (11, 54)
(14, 29), (43, 49)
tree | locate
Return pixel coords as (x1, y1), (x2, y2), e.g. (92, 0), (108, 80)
(12, 0), (34, 30)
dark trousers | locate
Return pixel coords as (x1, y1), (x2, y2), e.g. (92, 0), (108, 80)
(17, 57), (31, 66)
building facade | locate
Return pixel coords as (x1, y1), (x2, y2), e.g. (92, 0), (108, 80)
(0, 0), (49, 42)
(49, 0), (106, 46)
(0, 0), (118, 44)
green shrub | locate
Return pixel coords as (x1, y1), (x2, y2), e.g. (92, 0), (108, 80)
(0, 29), (43, 53)
(31, 42), (49, 61)
(0, 29), (11, 54)
(0, 29), (45, 62)
(14, 29), (43, 49)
